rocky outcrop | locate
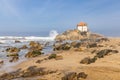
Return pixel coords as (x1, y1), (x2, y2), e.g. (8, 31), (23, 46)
(0, 66), (57, 80)
(53, 42), (71, 51)
(29, 41), (43, 51)
(6, 47), (20, 53)
(55, 29), (104, 41)
(9, 56), (19, 62)
(80, 49), (119, 64)
(55, 29), (85, 41)
(20, 45), (28, 49)
(62, 72), (87, 80)
(95, 49), (119, 58)
(15, 40), (21, 43)
(48, 54), (63, 60)
(80, 57), (97, 64)
(0, 59), (3, 66)
(25, 50), (44, 58)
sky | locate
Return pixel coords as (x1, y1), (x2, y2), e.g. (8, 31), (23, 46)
(0, 0), (120, 36)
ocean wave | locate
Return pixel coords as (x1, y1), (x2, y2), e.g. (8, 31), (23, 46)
(0, 30), (58, 43)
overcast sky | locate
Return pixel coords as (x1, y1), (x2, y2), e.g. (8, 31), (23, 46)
(0, 0), (120, 36)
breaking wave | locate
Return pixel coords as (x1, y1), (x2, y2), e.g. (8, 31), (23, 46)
(0, 30), (59, 43)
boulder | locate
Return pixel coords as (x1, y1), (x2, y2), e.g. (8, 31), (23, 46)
(25, 50), (43, 58)
(62, 72), (77, 80)
(15, 40), (21, 43)
(0, 66), (57, 80)
(20, 45), (28, 49)
(29, 41), (43, 51)
(48, 54), (63, 60)
(87, 42), (97, 48)
(80, 57), (97, 64)
(48, 54), (57, 59)
(95, 49), (119, 58)
(55, 29), (84, 41)
(0, 59), (3, 65)
(53, 42), (71, 51)
(62, 72), (88, 80)
(77, 72), (88, 79)
(70, 41), (81, 48)
(96, 37), (109, 42)
(7, 53), (19, 57)
(9, 56), (19, 62)
(6, 47), (20, 53)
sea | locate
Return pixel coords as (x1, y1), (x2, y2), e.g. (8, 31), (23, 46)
(0, 30), (58, 72)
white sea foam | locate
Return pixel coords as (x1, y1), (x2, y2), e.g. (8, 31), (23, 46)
(0, 30), (58, 43)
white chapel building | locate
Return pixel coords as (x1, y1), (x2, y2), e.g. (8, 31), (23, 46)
(77, 22), (88, 32)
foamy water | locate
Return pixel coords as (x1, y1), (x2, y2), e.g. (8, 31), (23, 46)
(0, 30), (58, 72)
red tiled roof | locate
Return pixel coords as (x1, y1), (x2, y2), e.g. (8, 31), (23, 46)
(77, 22), (87, 26)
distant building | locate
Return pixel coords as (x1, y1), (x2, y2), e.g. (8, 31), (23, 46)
(77, 22), (88, 32)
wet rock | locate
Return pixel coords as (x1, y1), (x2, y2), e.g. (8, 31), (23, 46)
(20, 45), (28, 49)
(80, 57), (97, 64)
(15, 40), (21, 43)
(95, 49), (119, 58)
(29, 41), (43, 51)
(25, 50), (43, 58)
(7, 53), (19, 57)
(0, 59), (3, 65)
(9, 56), (19, 62)
(6, 47), (20, 53)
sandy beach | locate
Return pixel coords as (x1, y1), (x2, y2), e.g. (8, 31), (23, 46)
(0, 38), (120, 80)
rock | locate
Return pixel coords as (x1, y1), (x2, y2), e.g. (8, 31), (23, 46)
(62, 72), (77, 80)
(20, 45), (28, 49)
(55, 29), (84, 41)
(96, 37), (109, 42)
(0, 66), (57, 80)
(6, 47), (20, 53)
(95, 49), (119, 58)
(77, 72), (87, 79)
(29, 41), (43, 51)
(62, 71), (88, 80)
(9, 56), (19, 62)
(80, 57), (97, 64)
(53, 42), (71, 51)
(25, 50), (43, 58)
(15, 40), (21, 43)
(0, 59), (3, 65)
(48, 54), (57, 59)
(7, 53), (19, 57)
(90, 33), (104, 39)
(70, 41), (81, 48)
(36, 59), (44, 63)
(53, 43), (62, 51)
(87, 42), (97, 48)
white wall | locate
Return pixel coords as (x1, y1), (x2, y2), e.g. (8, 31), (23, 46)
(77, 26), (88, 32)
